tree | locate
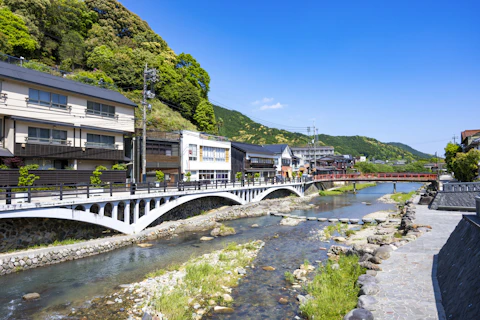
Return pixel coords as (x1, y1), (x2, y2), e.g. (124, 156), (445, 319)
(185, 171), (191, 182)
(0, 7), (37, 56)
(444, 142), (462, 173)
(90, 165), (107, 185)
(155, 170), (165, 182)
(193, 100), (217, 134)
(235, 172), (243, 181)
(59, 30), (85, 70)
(175, 53), (210, 98)
(18, 164), (40, 188)
(452, 149), (480, 182)
(254, 172), (260, 181)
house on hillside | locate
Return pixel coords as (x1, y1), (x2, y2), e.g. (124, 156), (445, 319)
(0, 61), (136, 184)
(263, 144), (294, 178)
(179, 130), (231, 182)
(318, 155), (354, 174)
(461, 129), (480, 151)
(231, 142), (276, 181)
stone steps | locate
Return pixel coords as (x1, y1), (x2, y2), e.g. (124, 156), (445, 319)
(269, 212), (394, 225)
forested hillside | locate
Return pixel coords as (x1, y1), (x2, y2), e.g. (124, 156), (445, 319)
(386, 142), (432, 159)
(0, 0), (216, 132)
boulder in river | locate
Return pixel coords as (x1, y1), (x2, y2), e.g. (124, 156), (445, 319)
(357, 295), (378, 311)
(200, 236), (214, 241)
(280, 217), (305, 226)
(137, 243), (153, 248)
(22, 292), (40, 301)
(262, 266), (276, 271)
(343, 308), (374, 320)
(214, 306), (234, 313)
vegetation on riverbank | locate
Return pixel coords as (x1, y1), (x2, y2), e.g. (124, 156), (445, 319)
(390, 191), (416, 203)
(146, 241), (263, 319)
(300, 255), (366, 319)
(6, 238), (84, 254)
(319, 183), (376, 196)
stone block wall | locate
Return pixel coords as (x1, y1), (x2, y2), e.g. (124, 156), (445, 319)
(437, 215), (480, 319)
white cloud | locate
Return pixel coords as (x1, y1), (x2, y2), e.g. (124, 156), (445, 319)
(252, 97), (274, 105)
(260, 102), (285, 110)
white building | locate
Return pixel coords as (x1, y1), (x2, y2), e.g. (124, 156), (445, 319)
(291, 146), (334, 164)
(179, 130), (231, 182)
(0, 61), (136, 171)
(263, 144), (294, 177)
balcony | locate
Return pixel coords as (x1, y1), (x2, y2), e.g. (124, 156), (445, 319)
(25, 97), (72, 112)
(85, 141), (118, 149)
(85, 109), (118, 120)
(246, 160), (276, 170)
(25, 137), (71, 146)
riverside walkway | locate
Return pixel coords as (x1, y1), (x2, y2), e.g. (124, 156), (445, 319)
(372, 204), (463, 320)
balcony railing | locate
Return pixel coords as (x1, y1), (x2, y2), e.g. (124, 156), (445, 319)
(85, 109), (118, 119)
(25, 137), (71, 145)
(84, 141), (118, 149)
(25, 97), (72, 112)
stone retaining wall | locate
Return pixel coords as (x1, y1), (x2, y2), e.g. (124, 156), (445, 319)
(437, 215), (480, 320)
(0, 218), (118, 252)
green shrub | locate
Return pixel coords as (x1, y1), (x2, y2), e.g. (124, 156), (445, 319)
(300, 255), (366, 319)
(90, 165), (107, 185)
(156, 170), (165, 182)
(235, 171), (243, 181)
(0, 164), (9, 170)
(285, 271), (295, 284)
(111, 163), (127, 170)
(18, 164), (40, 189)
(185, 171), (191, 182)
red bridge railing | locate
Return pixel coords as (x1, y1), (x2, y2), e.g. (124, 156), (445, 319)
(313, 173), (437, 182)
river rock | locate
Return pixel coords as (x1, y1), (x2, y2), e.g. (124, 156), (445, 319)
(349, 219), (360, 224)
(141, 312), (152, 320)
(280, 217), (305, 226)
(359, 261), (382, 271)
(222, 294), (233, 302)
(328, 218), (339, 223)
(374, 245), (393, 260)
(251, 224), (259, 228)
(357, 274), (379, 287)
(367, 235), (393, 245)
(262, 266), (275, 271)
(366, 270), (377, 277)
(297, 294), (313, 305)
(279, 297), (288, 304)
(137, 243), (153, 248)
(328, 245), (351, 256)
(359, 253), (373, 263)
(333, 236), (347, 242)
(357, 295), (378, 311)
(343, 308), (374, 320)
(22, 292), (40, 301)
(318, 218), (328, 222)
(359, 283), (380, 296)
(339, 218), (350, 223)
(214, 306), (234, 313)
(236, 267), (247, 275)
(106, 300), (115, 305)
(353, 243), (380, 256)
(200, 236), (214, 241)
(293, 268), (307, 280)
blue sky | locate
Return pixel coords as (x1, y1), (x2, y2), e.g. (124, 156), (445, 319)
(121, 0), (479, 156)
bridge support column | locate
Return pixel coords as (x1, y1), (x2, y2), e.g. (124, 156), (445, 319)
(134, 201), (140, 223)
(393, 182), (397, 194)
(112, 201), (118, 220)
(124, 202), (130, 224)
(156, 198), (161, 208)
(99, 203), (105, 217)
(353, 182), (357, 194)
(145, 198), (151, 216)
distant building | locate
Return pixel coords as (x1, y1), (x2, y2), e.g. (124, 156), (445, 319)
(263, 144), (294, 178)
(461, 129), (480, 151)
(291, 146), (334, 165)
(231, 142), (276, 180)
(393, 160), (407, 166)
(0, 61), (136, 174)
(179, 130), (231, 182)
(317, 155), (354, 174)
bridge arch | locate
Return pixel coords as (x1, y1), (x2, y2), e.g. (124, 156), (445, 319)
(252, 186), (303, 202)
(132, 192), (245, 233)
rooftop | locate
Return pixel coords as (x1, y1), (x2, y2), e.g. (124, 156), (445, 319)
(231, 142), (275, 155)
(0, 61), (137, 108)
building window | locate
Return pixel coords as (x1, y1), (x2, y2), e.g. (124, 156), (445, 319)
(215, 148), (226, 162)
(282, 158), (291, 166)
(216, 170), (228, 181)
(251, 157), (274, 164)
(146, 142), (172, 155)
(189, 144), (197, 161)
(86, 133), (116, 149)
(28, 89), (68, 110)
(203, 146), (214, 162)
(86, 101), (116, 118)
(199, 170), (214, 180)
(27, 127), (68, 144)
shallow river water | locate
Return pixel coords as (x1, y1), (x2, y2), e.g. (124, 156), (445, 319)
(0, 182), (422, 320)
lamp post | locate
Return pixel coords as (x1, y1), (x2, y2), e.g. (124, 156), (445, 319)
(141, 64), (158, 182)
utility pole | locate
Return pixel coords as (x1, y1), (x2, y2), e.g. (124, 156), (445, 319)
(313, 121), (317, 174)
(452, 135), (459, 144)
(141, 63), (158, 182)
(307, 127), (311, 173)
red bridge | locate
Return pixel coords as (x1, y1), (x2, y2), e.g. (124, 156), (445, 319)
(313, 173), (438, 182)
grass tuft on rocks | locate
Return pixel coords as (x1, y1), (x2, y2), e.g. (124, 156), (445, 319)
(391, 191), (416, 203)
(319, 183), (376, 196)
(300, 255), (366, 320)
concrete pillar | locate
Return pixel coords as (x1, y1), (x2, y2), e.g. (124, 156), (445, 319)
(85, 204), (92, 214)
(112, 201), (118, 220)
(156, 198), (161, 208)
(166, 196), (171, 203)
(145, 198), (151, 215)
(134, 201), (140, 223)
(393, 182), (397, 194)
(124, 203), (130, 224)
(99, 203), (105, 217)
(353, 182), (357, 194)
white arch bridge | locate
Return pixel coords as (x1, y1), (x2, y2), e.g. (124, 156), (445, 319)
(0, 182), (305, 234)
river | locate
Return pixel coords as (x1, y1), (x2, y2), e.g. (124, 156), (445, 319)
(0, 182), (422, 320)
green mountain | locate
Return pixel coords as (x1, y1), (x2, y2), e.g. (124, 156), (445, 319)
(386, 142), (432, 159)
(214, 105), (427, 161)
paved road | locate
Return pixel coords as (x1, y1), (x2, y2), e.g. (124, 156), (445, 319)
(372, 205), (464, 320)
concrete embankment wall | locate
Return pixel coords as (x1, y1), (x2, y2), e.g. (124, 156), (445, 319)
(437, 215), (480, 319)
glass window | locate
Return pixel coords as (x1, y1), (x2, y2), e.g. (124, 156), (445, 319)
(27, 127), (67, 144)
(28, 89), (67, 109)
(87, 101), (116, 118)
(199, 170), (214, 180)
(203, 146), (214, 162)
(215, 148), (226, 162)
(189, 144), (197, 161)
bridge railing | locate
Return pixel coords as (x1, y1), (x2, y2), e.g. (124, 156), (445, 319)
(313, 173), (437, 181)
(0, 177), (305, 204)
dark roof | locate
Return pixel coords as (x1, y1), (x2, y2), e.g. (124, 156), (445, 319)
(262, 144), (289, 154)
(0, 147), (14, 157)
(0, 61), (137, 107)
(231, 142), (275, 155)
(461, 129), (480, 144)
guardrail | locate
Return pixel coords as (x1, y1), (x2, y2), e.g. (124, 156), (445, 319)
(313, 173), (438, 181)
(0, 177), (306, 205)
(443, 182), (480, 192)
